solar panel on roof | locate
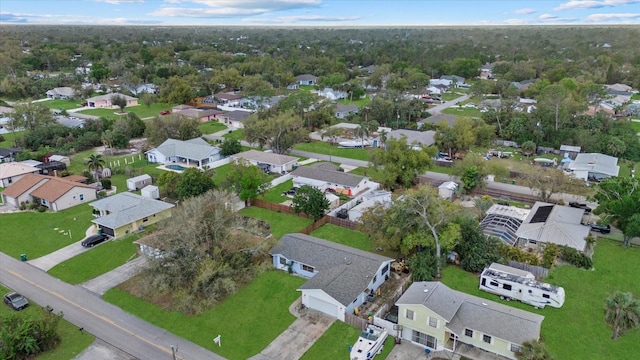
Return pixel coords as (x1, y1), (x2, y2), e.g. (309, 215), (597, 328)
(530, 205), (553, 223)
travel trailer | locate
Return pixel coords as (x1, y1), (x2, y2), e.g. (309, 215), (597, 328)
(479, 263), (565, 309)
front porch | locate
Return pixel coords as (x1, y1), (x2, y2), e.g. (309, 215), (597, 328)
(444, 337), (512, 360)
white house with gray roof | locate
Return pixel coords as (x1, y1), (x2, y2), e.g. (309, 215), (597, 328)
(90, 192), (174, 238)
(388, 129), (436, 149)
(145, 137), (222, 169)
(230, 149), (299, 174)
(270, 233), (393, 321)
(396, 281), (544, 359)
(515, 202), (589, 252)
(291, 163), (370, 196)
(566, 153), (619, 182)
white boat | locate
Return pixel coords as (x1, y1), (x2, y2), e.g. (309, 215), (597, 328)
(338, 139), (370, 148)
(349, 324), (388, 360)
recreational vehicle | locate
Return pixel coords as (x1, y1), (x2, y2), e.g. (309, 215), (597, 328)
(479, 263), (565, 309)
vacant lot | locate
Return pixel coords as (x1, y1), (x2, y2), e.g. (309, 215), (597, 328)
(260, 179), (294, 203)
(294, 141), (371, 161)
(199, 121), (227, 134)
(104, 270), (305, 360)
(223, 128), (246, 141)
(310, 224), (371, 252)
(39, 99), (85, 110)
(441, 239), (640, 360)
(300, 321), (395, 360)
(78, 103), (175, 119)
(240, 207), (312, 239)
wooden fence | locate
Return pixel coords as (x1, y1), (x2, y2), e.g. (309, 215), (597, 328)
(252, 199), (361, 233)
(508, 261), (549, 279)
(252, 199), (311, 218)
(344, 312), (368, 330)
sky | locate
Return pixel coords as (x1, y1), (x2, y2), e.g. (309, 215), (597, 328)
(1, 0), (639, 26)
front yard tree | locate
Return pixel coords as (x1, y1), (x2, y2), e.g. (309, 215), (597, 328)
(453, 153), (509, 192)
(9, 101), (55, 132)
(244, 110), (308, 154)
(159, 76), (194, 105)
(220, 138), (242, 156)
(594, 177), (640, 247)
(605, 291), (640, 340)
(175, 167), (215, 200)
(223, 161), (271, 206)
(85, 153), (105, 180)
(520, 167), (588, 202)
(292, 185), (329, 221)
(369, 136), (435, 189)
(110, 94), (127, 113)
(521, 140), (537, 156)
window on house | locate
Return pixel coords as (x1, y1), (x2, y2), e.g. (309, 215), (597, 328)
(8, 178), (12, 184)
(373, 275), (377, 283)
(483, 335), (492, 344)
(510, 344), (522, 353)
(279, 257), (287, 265)
(529, 239), (537, 244)
(428, 317), (438, 328)
(543, 294), (550, 299)
(412, 331), (437, 348)
(503, 284), (512, 291)
(143, 217), (149, 222)
(465, 329), (473, 337)
(302, 264), (314, 272)
(382, 263), (389, 275)
(405, 309), (414, 320)
(79, 194), (84, 201)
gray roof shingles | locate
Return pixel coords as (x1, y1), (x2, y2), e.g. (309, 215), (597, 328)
(270, 233), (392, 306)
(151, 138), (220, 161)
(90, 192), (174, 229)
(291, 166), (366, 188)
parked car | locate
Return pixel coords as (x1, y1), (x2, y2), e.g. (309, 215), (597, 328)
(336, 208), (349, 219)
(589, 223), (611, 234)
(81, 234), (108, 247)
(160, 110), (171, 115)
(3, 292), (29, 311)
(569, 202), (592, 213)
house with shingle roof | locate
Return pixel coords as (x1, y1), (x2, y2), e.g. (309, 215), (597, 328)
(270, 233), (393, 321)
(396, 281), (544, 359)
(219, 110), (252, 128)
(145, 137), (222, 169)
(86, 93), (138, 108)
(230, 150), (299, 174)
(567, 153), (619, 182)
(515, 202), (590, 252)
(291, 163), (370, 196)
(0, 162), (40, 187)
(1, 174), (97, 211)
(90, 192), (174, 238)
(46, 87), (77, 99)
(296, 74), (318, 85)
(388, 129), (436, 149)
(335, 103), (359, 119)
(0, 147), (21, 163)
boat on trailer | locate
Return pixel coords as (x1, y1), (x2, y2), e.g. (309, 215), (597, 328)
(350, 324), (388, 360)
(339, 139), (370, 148)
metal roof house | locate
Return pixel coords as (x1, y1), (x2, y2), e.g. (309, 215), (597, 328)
(270, 233), (393, 321)
(567, 153), (619, 182)
(291, 164), (370, 196)
(515, 202), (590, 252)
(480, 205), (531, 246)
(230, 150), (299, 174)
(396, 281), (544, 359)
(146, 137), (222, 169)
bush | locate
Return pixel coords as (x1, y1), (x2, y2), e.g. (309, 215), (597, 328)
(100, 178), (112, 189)
(29, 202), (39, 210)
(38, 205), (47, 212)
(542, 243), (560, 268)
(558, 245), (592, 269)
(19, 202), (27, 210)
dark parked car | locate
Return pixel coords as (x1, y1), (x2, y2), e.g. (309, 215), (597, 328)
(569, 202), (592, 213)
(3, 292), (29, 311)
(589, 223), (611, 234)
(336, 208), (349, 219)
(81, 234), (108, 247)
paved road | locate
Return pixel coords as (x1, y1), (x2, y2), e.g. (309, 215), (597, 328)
(429, 93), (471, 114)
(0, 252), (225, 360)
(81, 256), (147, 295)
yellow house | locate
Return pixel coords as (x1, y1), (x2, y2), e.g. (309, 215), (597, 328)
(90, 192), (174, 238)
(396, 282), (544, 360)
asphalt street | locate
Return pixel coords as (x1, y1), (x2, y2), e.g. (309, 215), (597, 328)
(0, 252), (225, 360)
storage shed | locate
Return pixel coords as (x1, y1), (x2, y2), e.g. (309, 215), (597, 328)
(141, 185), (160, 199)
(126, 174), (152, 191)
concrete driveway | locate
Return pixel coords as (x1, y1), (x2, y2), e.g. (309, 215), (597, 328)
(28, 240), (93, 271)
(248, 299), (335, 360)
(81, 256), (147, 295)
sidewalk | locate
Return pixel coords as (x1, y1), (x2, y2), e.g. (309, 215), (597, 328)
(81, 256), (147, 295)
(28, 225), (97, 271)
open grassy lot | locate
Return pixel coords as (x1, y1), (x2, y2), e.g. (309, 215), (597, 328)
(441, 239), (640, 360)
(441, 106), (482, 118)
(294, 141), (371, 161)
(310, 224), (372, 252)
(0, 130), (23, 147)
(39, 99), (84, 111)
(349, 166), (386, 184)
(300, 321), (395, 360)
(198, 121), (227, 134)
(47, 233), (140, 284)
(223, 128), (246, 141)
(628, 120), (640, 132)
(240, 207), (312, 239)
(0, 204), (94, 258)
(0, 284), (95, 360)
(103, 270), (306, 360)
(338, 97), (371, 107)
(260, 179), (293, 203)
(212, 163), (233, 186)
(78, 103), (175, 119)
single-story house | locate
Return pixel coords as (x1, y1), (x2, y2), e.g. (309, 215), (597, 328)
(418, 114), (457, 128)
(0, 147), (21, 163)
(429, 79), (453, 87)
(174, 107), (224, 122)
(335, 104), (360, 119)
(480, 204), (531, 246)
(213, 92), (244, 106)
(146, 137), (222, 169)
(125, 83), (158, 96)
(566, 153), (619, 182)
(0, 162), (40, 187)
(396, 281), (544, 360)
(219, 110), (252, 128)
(291, 163), (370, 196)
(347, 190), (392, 222)
(230, 150), (299, 174)
(45, 154), (71, 166)
(46, 87), (77, 99)
(286, 83), (300, 90)
(317, 87), (347, 101)
(237, 96), (284, 110)
(388, 129), (436, 149)
(440, 75), (466, 86)
(270, 233), (393, 321)
(1, 174), (97, 211)
(90, 192), (174, 238)
(296, 74), (318, 85)
(511, 79), (537, 93)
(559, 145), (581, 160)
(515, 202), (590, 252)
(86, 93), (138, 108)
(56, 116), (85, 129)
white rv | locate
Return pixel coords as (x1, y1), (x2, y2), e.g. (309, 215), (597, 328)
(479, 263), (565, 309)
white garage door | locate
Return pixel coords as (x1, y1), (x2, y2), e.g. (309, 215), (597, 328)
(3, 195), (18, 207)
(307, 296), (338, 318)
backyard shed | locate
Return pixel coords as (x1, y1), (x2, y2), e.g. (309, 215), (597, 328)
(141, 185), (160, 199)
(127, 174), (152, 191)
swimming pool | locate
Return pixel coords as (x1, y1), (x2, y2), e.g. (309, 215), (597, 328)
(166, 164), (186, 171)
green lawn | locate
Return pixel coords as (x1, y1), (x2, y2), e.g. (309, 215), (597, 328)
(338, 97), (372, 107)
(240, 207), (313, 239)
(628, 120), (640, 132)
(0, 284), (95, 360)
(48, 233), (140, 284)
(223, 128), (246, 141)
(198, 121), (227, 134)
(619, 162), (632, 178)
(212, 163), (233, 187)
(260, 179), (293, 203)
(300, 321), (395, 360)
(294, 141), (371, 161)
(103, 270), (306, 360)
(0, 130), (23, 147)
(78, 103), (175, 119)
(441, 93), (462, 101)
(441, 106), (482, 118)
(39, 99), (84, 110)
(0, 204), (94, 258)
(349, 166), (386, 184)
(310, 224), (373, 252)
(441, 239), (640, 360)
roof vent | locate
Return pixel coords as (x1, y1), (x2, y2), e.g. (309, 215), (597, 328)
(482, 303), (488, 306)
(423, 289), (429, 293)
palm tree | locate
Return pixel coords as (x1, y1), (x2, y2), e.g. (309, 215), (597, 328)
(474, 197), (493, 220)
(515, 340), (552, 360)
(605, 291), (640, 340)
(85, 153), (105, 180)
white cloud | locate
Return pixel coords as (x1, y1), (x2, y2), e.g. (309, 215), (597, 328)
(555, 0), (640, 11)
(503, 18), (530, 25)
(539, 13), (558, 20)
(94, 0), (145, 4)
(586, 12), (640, 21)
(151, 0), (322, 18)
(514, 8), (536, 15)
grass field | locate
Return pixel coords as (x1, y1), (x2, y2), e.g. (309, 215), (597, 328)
(39, 99), (85, 111)
(47, 233), (141, 284)
(198, 121), (227, 134)
(349, 166), (386, 184)
(441, 106), (482, 118)
(629, 120), (640, 132)
(338, 97), (372, 107)
(0, 130), (23, 147)
(78, 103), (175, 119)
(240, 207), (312, 239)
(212, 163), (233, 187)
(223, 128), (246, 141)
(294, 141), (371, 161)
(310, 224), (372, 252)
(0, 204), (94, 258)
(103, 270), (306, 360)
(441, 239), (640, 360)
(260, 179), (293, 203)
(0, 284), (95, 360)
(300, 321), (395, 360)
